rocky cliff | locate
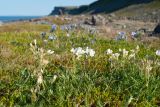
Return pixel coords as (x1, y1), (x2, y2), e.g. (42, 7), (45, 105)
(49, 0), (160, 16)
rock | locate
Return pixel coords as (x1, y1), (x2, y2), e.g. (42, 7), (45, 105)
(109, 13), (116, 18)
(153, 23), (160, 34)
(58, 9), (64, 15)
(84, 18), (92, 25)
(91, 15), (97, 26)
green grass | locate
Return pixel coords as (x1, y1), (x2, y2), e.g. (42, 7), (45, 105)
(0, 22), (160, 106)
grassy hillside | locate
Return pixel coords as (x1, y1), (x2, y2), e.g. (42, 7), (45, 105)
(115, 0), (160, 17)
(86, 0), (154, 14)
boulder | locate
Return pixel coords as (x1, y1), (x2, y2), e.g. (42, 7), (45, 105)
(91, 15), (97, 26)
(153, 23), (160, 34)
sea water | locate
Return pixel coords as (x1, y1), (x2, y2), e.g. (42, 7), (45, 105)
(0, 16), (41, 23)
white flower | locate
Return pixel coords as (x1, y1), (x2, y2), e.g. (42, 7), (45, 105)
(136, 45), (140, 51)
(37, 73), (43, 84)
(34, 39), (37, 46)
(71, 47), (95, 58)
(111, 53), (120, 60)
(84, 47), (95, 57)
(122, 49), (129, 57)
(47, 50), (54, 54)
(128, 53), (135, 59)
(71, 47), (85, 58)
(51, 75), (58, 84)
(43, 39), (48, 44)
(106, 49), (113, 55)
(88, 49), (95, 57)
(71, 48), (75, 53)
(75, 47), (85, 56)
(156, 50), (160, 56)
(130, 49), (135, 53)
(128, 96), (134, 104)
(119, 48), (122, 52)
(66, 33), (70, 37)
(48, 35), (56, 41)
(53, 75), (57, 81)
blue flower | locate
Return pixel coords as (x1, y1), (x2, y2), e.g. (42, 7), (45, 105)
(115, 32), (127, 41)
(118, 32), (125, 36)
(50, 24), (57, 32)
(131, 31), (139, 38)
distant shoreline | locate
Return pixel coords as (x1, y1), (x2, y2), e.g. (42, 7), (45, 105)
(0, 16), (43, 24)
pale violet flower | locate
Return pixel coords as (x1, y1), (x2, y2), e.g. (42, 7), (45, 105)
(131, 32), (137, 36)
(116, 31), (127, 40)
(131, 31), (139, 38)
(118, 32), (125, 36)
(131, 32), (137, 38)
(50, 24), (57, 32)
(156, 50), (160, 56)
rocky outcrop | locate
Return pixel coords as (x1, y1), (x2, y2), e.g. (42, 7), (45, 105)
(49, 6), (78, 15)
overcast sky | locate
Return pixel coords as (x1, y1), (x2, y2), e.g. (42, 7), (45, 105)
(0, 0), (96, 16)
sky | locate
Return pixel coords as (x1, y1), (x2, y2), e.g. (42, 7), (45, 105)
(0, 0), (96, 16)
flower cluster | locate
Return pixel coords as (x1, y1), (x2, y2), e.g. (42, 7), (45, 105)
(115, 31), (127, 41)
(106, 45), (140, 61)
(60, 24), (77, 31)
(50, 24), (57, 32)
(30, 39), (54, 87)
(131, 31), (137, 39)
(71, 47), (95, 59)
(106, 49), (120, 60)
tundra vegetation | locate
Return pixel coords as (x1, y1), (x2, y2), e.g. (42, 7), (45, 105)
(0, 20), (160, 107)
